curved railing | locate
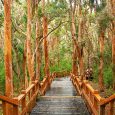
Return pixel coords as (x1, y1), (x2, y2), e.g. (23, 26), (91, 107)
(70, 73), (115, 115)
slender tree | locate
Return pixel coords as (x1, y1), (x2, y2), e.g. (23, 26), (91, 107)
(4, 0), (13, 114)
(42, 0), (50, 78)
(27, 0), (35, 83)
(69, 0), (78, 76)
(35, 0), (41, 81)
(69, 0), (84, 80)
(110, 0), (115, 90)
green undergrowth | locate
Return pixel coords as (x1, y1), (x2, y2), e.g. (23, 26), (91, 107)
(0, 50), (5, 95)
(93, 64), (113, 89)
(50, 59), (72, 73)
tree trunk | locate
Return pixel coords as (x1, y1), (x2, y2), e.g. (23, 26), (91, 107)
(69, 0), (84, 80)
(35, 0), (41, 81)
(22, 40), (28, 89)
(43, 16), (50, 77)
(71, 12), (79, 76)
(98, 31), (105, 92)
(27, 0), (35, 83)
(78, 3), (84, 80)
(110, 0), (115, 90)
(42, 0), (50, 77)
(4, 0), (13, 114)
(36, 20), (41, 81)
(112, 28), (115, 90)
(72, 44), (78, 75)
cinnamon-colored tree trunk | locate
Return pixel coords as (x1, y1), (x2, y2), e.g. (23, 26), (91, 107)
(69, 0), (84, 80)
(110, 0), (115, 90)
(22, 40), (28, 89)
(112, 33), (115, 90)
(98, 31), (105, 92)
(43, 16), (50, 77)
(4, 0), (13, 114)
(72, 44), (78, 75)
(42, 0), (50, 77)
(77, 4), (84, 80)
(70, 6), (78, 76)
(36, 20), (41, 80)
(27, 0), (35, 83)
(34, 0), (41, 81)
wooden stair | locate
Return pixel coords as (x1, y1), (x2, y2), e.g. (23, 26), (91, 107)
(31, 77), (90, 115)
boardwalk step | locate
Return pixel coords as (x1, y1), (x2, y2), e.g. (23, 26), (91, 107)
(31, 96), (89, 115)
(31, 77), (90, 115)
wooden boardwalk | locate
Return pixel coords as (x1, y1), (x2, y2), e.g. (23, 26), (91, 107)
(31, 77), (90, 115)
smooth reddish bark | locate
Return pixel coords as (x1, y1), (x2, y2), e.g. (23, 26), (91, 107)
(4, 0), (13, 114)
(111, 0), (115, 90)
(36, 21), (41, 80)
(42, 0), (50, 77)
(71, 12), (84, 80)
(27, 0), (35, 82)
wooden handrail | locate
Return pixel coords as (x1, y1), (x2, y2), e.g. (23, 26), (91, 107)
(0, 95), (18, 105)
(71, 73), (115, 115)
(100, 94), (115, 105)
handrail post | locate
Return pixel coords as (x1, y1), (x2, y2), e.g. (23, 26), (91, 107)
(13, 105), (19, 115)
(2, 101), (7, 115)
(99, 105), (105, 115)
(21, 90), (26, 114)
(108, 101), (114, 115)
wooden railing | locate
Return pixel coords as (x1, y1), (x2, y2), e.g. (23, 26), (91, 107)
(0, 73), (56, 115)
(99, 94), (115, 115)
(0, 79), (39, 115)
(40, 73), (56, 95)
(55, 71), (70, 77)
(70, 73), (115, 115)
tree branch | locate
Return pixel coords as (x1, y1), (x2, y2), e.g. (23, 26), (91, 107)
(32, 21), (68, 60)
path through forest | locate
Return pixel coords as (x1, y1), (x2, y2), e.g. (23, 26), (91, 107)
(31, 77), (90, 115)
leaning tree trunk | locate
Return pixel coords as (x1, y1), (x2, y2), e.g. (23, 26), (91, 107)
(4, 0), (13, 114)
(98, 31), (105, 92)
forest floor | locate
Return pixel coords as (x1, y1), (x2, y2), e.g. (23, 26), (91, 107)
(89, 81), (115, 98)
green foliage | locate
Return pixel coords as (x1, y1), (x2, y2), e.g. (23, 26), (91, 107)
(50, 59), (72, 73)
(96, 1), (106, 12)
(0, 50), (5, 94)
(96, 9), (112, 33)
(104, 66), (113, 88)
(93, 44), (112, 88)
(93, 64), (99, 82)
(37, 6), (43, 18)
(0, 12), (3, 27)
(45, 0), (67, 18)
(93, 64), (113, 88)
